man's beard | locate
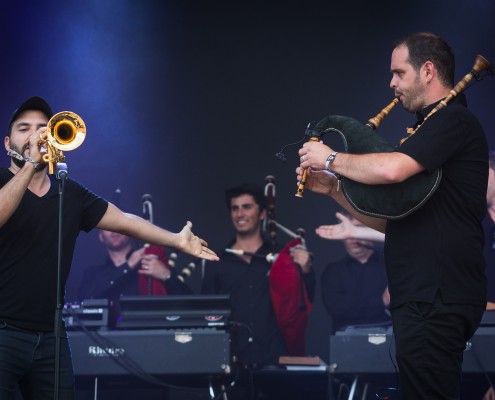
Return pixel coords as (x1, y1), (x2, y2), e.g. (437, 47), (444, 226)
(401, 76), (427, 113)
(9, 143), (46, 171)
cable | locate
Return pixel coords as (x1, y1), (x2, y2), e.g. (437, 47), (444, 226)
(274, 122), (315, 162)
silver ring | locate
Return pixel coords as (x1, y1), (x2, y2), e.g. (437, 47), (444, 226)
(301, 155), (305, 162)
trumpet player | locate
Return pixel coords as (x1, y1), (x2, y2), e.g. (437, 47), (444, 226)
(0, 96), (218, 399)
(297, 32), (488, 400)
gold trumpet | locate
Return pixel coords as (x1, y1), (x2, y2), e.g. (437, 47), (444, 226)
(42, 111), (86, 174)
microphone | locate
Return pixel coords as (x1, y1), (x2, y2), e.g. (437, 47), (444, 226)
(56, 163), (68, 180)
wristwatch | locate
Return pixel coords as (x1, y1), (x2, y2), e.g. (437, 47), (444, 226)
(325, 152), (338, 171)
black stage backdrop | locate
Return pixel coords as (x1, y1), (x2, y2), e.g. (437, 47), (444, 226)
(1, 0), (494, 360)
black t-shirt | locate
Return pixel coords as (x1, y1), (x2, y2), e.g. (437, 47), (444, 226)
(0, 168), (108, 331)
(201, 240), (304, 368)
(321, 252), (390, 333)
(386, 93), (488, 308)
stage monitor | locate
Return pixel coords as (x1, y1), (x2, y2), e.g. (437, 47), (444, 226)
(116, 294), (231, 330)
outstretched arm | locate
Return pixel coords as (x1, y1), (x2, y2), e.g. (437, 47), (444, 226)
(96, 203), (219, 261)
(316, 211), (386, 242)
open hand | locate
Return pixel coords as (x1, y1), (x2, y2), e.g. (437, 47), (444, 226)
(316, 212), (354, 240)
(177, 221), (219, 261)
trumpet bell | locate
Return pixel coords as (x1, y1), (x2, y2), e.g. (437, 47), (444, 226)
(46, 111), (86, 151)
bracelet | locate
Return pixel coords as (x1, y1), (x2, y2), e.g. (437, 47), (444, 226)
(7, 149), (43, 171)
(325, 152), (338, 171)
(25, 157), (43, 171)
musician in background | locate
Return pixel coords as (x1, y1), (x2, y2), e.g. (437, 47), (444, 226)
(78, 230), (192, 314)
(201, 183), (315, 398)
(319, 212), (390, 333)
(297, 32), (488, 399)
(0, 96), (218, 399)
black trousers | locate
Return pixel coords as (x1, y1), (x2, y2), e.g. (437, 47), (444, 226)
(0, 322), (74, 400)
(390, 292), (484, 400)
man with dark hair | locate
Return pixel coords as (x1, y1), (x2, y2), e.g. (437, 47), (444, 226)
(297, 32), (488, 399)
(201, 183), (315, 398)
(0, 96), (218, 399)
(393, 31), (455, 87)
(224, 183), (268, 211)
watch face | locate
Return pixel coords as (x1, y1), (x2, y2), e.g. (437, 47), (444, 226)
(325, 152), (337, 171)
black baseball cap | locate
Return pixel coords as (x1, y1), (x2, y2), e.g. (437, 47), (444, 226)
(8, 96), (53, 133)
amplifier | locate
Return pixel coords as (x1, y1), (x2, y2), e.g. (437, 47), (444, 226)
(329, 327), (395, 374)
(63, 299), (109, 329)
(329, 327), (495, 374)
(68, 328), (231, 376)
(116, 294), (231, 329)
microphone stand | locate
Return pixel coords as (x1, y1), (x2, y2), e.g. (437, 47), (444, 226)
(54, 162), (68, 400)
